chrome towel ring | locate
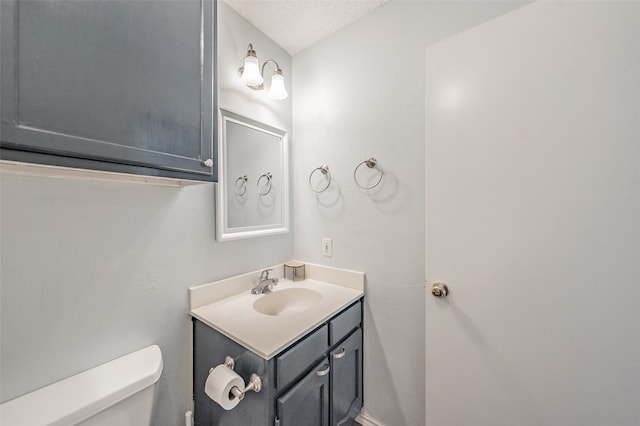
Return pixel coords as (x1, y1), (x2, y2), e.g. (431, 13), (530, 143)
(234, 175), (248, 196)
(308, 165), (332, 193)
(257, 172), (273, 195)
(353, 157), (383, 189)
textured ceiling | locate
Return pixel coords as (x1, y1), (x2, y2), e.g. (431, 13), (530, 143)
(223, 0), (389, 55)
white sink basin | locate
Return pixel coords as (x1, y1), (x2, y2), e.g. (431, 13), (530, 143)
(253, 288), (322, 316)
(190, 270), (364, 358)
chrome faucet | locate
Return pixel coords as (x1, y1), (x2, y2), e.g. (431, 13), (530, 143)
(251, 269), (279, 294)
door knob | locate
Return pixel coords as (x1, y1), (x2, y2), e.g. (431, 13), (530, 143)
(431, 283), (449, 298)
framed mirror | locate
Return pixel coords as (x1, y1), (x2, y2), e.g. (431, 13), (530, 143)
(216, 108), (289, 240)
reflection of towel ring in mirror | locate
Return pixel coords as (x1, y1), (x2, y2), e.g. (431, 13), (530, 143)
(353, 157), (383, 190)
(257, 172), (273, 196)
(234, 175), (248, 196)
(309, 165), (332, 193)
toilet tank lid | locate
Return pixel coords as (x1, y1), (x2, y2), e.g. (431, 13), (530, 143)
(0, 345), (163, 426)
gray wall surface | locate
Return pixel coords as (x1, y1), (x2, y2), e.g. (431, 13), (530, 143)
(0, 3), (292, 426)
(291, 2), (528, 425)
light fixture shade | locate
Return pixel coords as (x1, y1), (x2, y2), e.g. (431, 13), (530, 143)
(240, 55), (263, 87)
(268, 71), (288, 100)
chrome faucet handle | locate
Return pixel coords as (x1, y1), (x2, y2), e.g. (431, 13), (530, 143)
(268, 277), (279, 290)
(259, 268), (273, 280)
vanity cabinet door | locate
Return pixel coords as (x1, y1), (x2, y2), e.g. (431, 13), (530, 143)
(276, 359), (330, 426)
(0, 0), (215, 181)
(330, 328), (363, 426)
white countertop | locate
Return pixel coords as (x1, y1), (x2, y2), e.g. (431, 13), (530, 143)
(189, 263), (365, 359)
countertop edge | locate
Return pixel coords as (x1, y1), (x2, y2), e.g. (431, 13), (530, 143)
(190, 290), (364, 360)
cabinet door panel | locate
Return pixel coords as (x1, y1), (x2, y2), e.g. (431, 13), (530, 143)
(0, 0), (214, 178)
(330, 328), (363, 426)
(277, 359), (329, 426)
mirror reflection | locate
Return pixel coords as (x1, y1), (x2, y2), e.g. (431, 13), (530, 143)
(217, 108), (289, 240)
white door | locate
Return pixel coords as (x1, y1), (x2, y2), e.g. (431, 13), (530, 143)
(425, 2), (640, 425)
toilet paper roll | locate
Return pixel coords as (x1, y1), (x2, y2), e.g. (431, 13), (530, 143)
(205, 365), (245, 410)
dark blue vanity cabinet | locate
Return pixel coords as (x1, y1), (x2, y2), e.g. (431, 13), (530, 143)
(0, 0), (216, 182)
(329, 328), (363, 426)
(193, 299), (363, 426)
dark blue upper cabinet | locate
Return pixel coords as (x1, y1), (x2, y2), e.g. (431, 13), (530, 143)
(0, 0), (216, 181)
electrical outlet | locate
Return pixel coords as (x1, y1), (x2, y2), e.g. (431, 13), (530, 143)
(322, 238), (332, 257)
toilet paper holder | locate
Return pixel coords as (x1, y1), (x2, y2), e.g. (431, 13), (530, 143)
(215, 356), (262, 401)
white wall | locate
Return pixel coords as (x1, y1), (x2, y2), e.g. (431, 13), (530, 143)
(217, 1), (291, 132)
(0, 3), (292, 425)
(292, 2), (527, 425)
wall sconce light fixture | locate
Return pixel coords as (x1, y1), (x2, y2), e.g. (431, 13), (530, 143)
(238, 43), (288, 101)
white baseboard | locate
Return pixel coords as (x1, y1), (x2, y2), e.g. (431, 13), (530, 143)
(356, 408), (385, 426)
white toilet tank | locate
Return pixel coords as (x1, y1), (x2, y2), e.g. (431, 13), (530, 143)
(0, 345), (163, 426)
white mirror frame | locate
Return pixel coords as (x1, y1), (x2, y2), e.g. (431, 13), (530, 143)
(216, 108), (289, 241)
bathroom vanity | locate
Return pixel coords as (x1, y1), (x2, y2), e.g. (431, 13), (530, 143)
(189, 264), (364, 426)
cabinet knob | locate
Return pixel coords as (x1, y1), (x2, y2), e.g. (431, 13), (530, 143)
(332, 348), (346, 359)
(315, 365), (330, 377)
(203, 159), (213, 167)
